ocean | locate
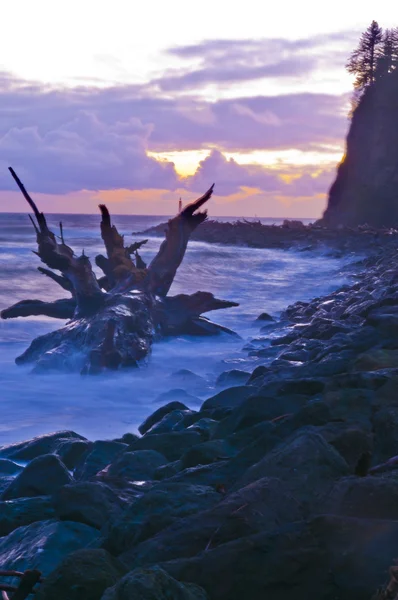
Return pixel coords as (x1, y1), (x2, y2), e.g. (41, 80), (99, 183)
(0, 213), (351, 445)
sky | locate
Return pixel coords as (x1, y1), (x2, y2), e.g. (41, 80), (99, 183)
(0, 1), (396, 217)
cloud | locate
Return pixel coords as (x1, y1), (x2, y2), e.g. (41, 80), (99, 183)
(186, 150), (336, 198)
(156, 32), (359, 92)
(186, 150), (281, 196)
(0, 54), (346, 198)
(0, 104), (179, 194)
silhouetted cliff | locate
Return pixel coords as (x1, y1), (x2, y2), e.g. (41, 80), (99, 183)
(320, 70), (398, 228)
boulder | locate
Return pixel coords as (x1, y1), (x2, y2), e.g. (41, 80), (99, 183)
(145, 410), (193, 435)
(106, 450), (168, 481)
(101, 566), (208, 600)
(139, 402), (190, 435)
(213, 394), (308, 439)
(57, 439), (92, 470)
(0, 520), (99, 586)
(53, 482), (127, 529)
(216, 370), (250, 387)
(74, 441), (128, 481)
(186, 418), (218, 439)
(0, 496), (55, 536)
(103, 483), (220, 554)
(121, 477), (302, 568)
(2, 454), (72, 500)
(36, 549), (126, 600)
(323, 473), (398, 519)
(133, 432), (203, 462)
(372, 407), (398, 464)
(233, 430), (349, 512)
(318, 424), (373, 471)
(180, 440), (236, 470)
(0, 476), (14, 496)
(0, 430), (86, 461)
(201, 386), (253, 411)
(160, 515), (398, 600)
(352, 349), (398, 372)
(0, 458), (23, 475)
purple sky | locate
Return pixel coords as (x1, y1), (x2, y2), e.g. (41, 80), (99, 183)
(0, 21), (372, 217)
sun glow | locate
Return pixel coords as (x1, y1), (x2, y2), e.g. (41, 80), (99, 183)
(148, 147), (344, 177)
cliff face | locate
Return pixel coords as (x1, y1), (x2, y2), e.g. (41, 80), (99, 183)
(320, 71), (398, 228)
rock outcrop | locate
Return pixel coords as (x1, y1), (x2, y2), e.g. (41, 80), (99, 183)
(320, 70), (398, 227)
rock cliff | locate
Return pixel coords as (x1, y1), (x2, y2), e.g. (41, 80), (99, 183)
(320, 70), (398, 227)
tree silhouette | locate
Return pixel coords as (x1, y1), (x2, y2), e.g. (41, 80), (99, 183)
(346, 20), (383, 89)
(376, 28), (398, 77)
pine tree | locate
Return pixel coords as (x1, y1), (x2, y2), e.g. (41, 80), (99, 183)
(391, 27), (398, 69)
(346, 20), (383, 89)
(376, 29), (395, 78)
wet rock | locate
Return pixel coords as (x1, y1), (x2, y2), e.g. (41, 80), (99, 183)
(216, 370), (250, 387)
(121, 477), (302, 568)
(225, 420), (279, 451)
(372, 407), (398, 464)
(180, 440), (236, 469)
(0, 496), (55, 536)
(57, 439), (92, 470)
(233, 430), (349, 511)
(169, 370), (207, 391)
(53, 482), (127, 529)
(106, 450), (168, 481)
(103, 483), (220, 554)
(74, 441), (128, 481)
(160, 515), (398, 600)
(246, 365), (270, 385)
(323, 473), (398, 519)
(153, 460), (182, 480)
(36, 549), (126, 600)
(213, 394), (309, 439)
(322, 388), (374, 429)
(256, 312), (274, 321)
(133, 432), (203, 462)
(257, 377), (325, 398)
(353, 348), (398, 371)
(0, 476), (14, 496)
(101, 566), (208, 600)
(153, 389), (200, 407)
(145, 410), (193, 435)
(186, 418), (218, 439)
(2, 454), (72, 500)
(0, 430), (86, 461)
(0, 520), (99, 584)
(0, 458), (23, 475)
(273, 400), (332, 440)
(139, 402), (190, 435)
(201, 386), (253, 411)
(113, 433), (140, 445)
(319, 424), (373, 471)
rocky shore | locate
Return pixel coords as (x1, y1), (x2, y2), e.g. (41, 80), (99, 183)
(139, 218), (398, 256)
(2, 238), (398, 598)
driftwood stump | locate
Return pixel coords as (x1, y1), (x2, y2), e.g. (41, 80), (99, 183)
(1, 169), (238, 374)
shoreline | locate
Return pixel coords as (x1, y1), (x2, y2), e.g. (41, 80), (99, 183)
(139, 218), (398, 256)
(1, 235), (398, 597)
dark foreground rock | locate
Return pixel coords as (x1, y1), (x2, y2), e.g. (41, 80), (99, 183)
(2, 454), (72, 500)
(101, 566), (208, 600)
(160, 515), (398, 600)
(36, 549), (126, 600)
